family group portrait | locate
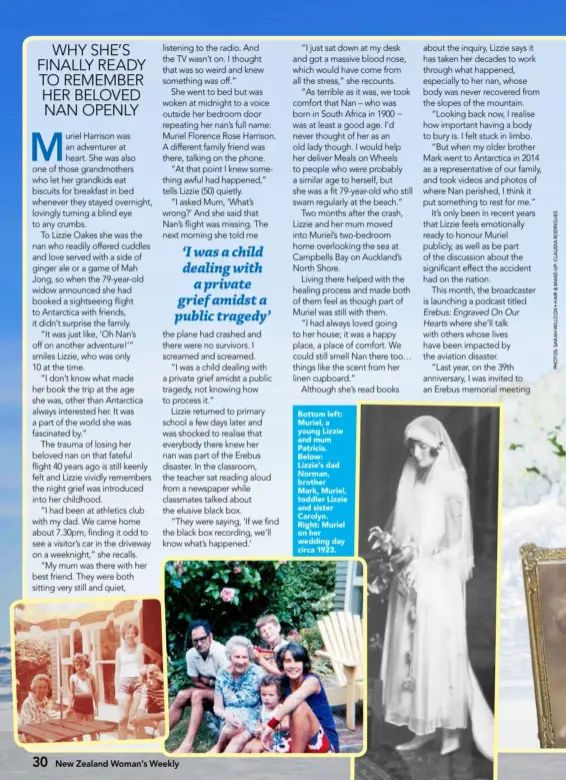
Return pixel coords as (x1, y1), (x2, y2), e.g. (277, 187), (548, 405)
(356, 404), (499, 780)
(12, 598), (165, 744)
(164, 558), (365, 755)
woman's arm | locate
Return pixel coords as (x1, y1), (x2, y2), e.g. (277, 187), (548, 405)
(435, 493), (463, 551)
(445, 495), (463, 546)
(432, 484), (474, 579)
(136, 688), (148, 714)
(257, 655), (282, 677)
(68, 676), (76, 710)
(141, 644), (162, 665)
(271, 675), (320, 721)
(213, 691), (226, 720)
(213, 692), (240, 727)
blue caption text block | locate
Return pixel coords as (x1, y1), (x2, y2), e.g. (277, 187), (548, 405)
(293, 406), (357, 557)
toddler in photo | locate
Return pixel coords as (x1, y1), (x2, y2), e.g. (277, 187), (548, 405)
(66, 653), (99, 740)
(131, 664), (166, 738)
(243, 674), (290, 753)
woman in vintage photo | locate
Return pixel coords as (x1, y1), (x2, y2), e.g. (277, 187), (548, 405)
(115, 622), (162, 740)
(18, 673), (56, 740)
(380, 415), (493, 758)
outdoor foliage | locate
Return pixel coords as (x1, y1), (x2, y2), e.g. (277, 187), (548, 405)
(165, 560), (336, 692)
(15, 639), (52, 708)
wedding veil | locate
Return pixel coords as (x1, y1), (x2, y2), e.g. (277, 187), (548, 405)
(386, 415), (493, 759)
(391, 415), (475, 582)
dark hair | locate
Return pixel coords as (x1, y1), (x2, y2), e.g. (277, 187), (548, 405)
(189, 620), (212, 637)
(73, 653), (90, 669)
(406, 438), (440, 458)
(276, 642), (312, 675)
(259, 673), (284, 700)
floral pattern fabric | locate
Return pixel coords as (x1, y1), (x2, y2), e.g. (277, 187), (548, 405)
(215, 663), (264, 734)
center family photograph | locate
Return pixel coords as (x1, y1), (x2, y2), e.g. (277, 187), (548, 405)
(356, 403), (499, 780)
(163, 558), (366, 756)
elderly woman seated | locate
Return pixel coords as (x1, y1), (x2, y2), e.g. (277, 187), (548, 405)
(209, 635), (264, 753)
(18, 674), (58, 743)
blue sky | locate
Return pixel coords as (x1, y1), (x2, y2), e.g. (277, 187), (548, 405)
(1, 1), (563, 641)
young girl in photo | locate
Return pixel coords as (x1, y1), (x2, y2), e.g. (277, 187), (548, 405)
(243, 674), (291, 753)
(66, 653), (99, 741)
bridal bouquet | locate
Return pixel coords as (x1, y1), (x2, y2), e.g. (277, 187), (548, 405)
(368, 526), (416, 601)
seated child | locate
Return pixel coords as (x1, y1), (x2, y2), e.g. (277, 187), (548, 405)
(66, 653), (99, 741)
(131, 664), (166, 739)
(18, 674), (57, 743)
(243, 675), (290, 753)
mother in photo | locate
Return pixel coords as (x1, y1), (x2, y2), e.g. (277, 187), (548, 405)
(380, 415), (493, 757)
(261, 642), (340, 753)
(115, 622), (162, 740)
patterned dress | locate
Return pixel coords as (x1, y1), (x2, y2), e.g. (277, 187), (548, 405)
(215, 664), (264, 734)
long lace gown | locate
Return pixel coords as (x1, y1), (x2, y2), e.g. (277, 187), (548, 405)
(381, 472), (470, 735)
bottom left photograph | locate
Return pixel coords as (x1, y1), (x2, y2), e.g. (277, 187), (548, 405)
(11, 597), (165, 745)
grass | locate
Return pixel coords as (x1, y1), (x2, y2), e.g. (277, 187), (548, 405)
(165, 707), (218, 754)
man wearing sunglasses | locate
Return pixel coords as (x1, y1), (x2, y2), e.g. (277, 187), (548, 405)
(169, 619), (229, 754)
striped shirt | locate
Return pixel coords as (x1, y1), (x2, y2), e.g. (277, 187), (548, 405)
(142, 684), (165, 714)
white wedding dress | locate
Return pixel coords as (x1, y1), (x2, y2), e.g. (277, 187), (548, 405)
(380, 416), (494, 761)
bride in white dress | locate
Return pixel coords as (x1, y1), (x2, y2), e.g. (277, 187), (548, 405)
(380, 415), (494, 759)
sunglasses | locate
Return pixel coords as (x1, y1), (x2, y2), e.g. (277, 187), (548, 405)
(192, 634), (210, 645)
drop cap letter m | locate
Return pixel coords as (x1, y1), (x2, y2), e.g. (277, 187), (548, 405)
(32, 132), (63, 162)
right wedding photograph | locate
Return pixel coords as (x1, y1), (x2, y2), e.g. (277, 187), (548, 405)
(355, 402), (500, 780)
(520, 544), (566, 748)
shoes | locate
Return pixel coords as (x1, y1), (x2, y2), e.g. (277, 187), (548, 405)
(396, 733), (435, 752)
(441, 729), (461, 756)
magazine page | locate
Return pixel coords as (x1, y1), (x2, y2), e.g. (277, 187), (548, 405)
(5, 30), (566, 780)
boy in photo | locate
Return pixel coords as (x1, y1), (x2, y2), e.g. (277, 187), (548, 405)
(254, 615), (289, 676)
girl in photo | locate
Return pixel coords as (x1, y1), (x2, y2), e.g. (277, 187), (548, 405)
(66, 652), (99, 740)
(243, 674), (291, 753)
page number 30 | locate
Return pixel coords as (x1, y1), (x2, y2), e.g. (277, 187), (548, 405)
(32, 757), (48, 768)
